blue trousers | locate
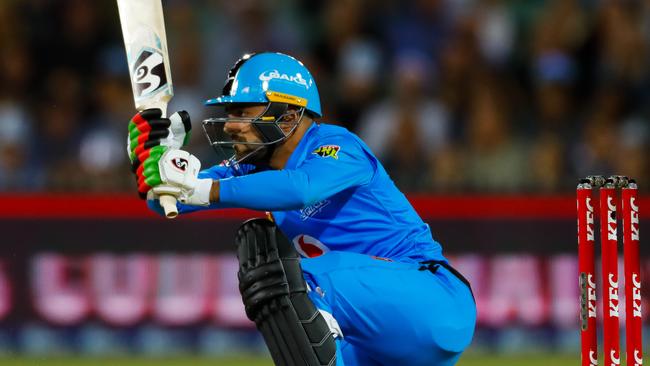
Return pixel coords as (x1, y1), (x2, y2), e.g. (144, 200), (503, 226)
(301, 251), (476, 366)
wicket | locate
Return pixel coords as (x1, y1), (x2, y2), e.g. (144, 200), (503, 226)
(578, 175), (642, 366)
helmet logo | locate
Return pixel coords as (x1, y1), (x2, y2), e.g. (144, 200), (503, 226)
(259, 70), (308, 87)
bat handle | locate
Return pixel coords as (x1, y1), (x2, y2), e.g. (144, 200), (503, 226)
(146, 102), (175, 218)
(159, 194), (178, 219)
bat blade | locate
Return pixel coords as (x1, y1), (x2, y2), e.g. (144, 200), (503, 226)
(117, 0), (178, 219)
(117, 0), (173, 116)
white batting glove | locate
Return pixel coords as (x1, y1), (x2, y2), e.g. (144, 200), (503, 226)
(161, 111), (192, 149)
(152, 149), (212, 206)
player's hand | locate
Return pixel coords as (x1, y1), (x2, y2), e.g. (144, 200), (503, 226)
(143, 148), (212, 206)
(135, 145), (168, 198)
(127, 108), (192, 170)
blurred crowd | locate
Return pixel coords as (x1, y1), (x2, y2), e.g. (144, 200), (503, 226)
(0, 0), (648, 194)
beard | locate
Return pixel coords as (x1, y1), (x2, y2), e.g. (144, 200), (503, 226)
(233, 142), (272, 165)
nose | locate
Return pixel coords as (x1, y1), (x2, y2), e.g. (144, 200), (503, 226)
(223, 119), (245, 134)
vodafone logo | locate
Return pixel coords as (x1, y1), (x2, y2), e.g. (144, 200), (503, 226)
(292, 234), (329, 258)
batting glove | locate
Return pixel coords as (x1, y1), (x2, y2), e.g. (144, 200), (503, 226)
(144, 148), (212, 206)
(127, 108), (192, 171)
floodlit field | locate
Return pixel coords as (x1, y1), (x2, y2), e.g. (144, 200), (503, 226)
(0, 354), (583, 366)
(459, 354), (580, 366)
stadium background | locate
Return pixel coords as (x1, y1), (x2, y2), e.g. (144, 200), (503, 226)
(0, 0), (649, 365)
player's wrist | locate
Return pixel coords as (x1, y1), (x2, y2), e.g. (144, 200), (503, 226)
(186, 178), (212, 206)
(209, 180), (220, 203)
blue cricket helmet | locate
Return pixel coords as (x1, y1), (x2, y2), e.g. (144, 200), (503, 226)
(205, 52), (322, 117)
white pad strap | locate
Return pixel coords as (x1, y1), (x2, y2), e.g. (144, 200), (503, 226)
(306, 282), (343, 339)
(318, 309), (343, 339)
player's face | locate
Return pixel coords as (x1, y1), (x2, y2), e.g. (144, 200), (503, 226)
(223, 104), (267, 157)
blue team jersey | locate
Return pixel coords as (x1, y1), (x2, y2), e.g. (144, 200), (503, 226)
(169, 122), (444, 263)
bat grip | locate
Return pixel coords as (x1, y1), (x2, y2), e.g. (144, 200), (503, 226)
(159, 194), (178, 219)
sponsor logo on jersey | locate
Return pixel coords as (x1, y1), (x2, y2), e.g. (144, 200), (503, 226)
(300, 199), (330, 220)
(292, 234), (329, 258)
(312, 145), (340, 159)
(259, 70), (308, 87)
(171, 158), (188, 172)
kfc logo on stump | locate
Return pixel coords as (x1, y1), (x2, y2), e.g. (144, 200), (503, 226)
(292, 234), (329, 258)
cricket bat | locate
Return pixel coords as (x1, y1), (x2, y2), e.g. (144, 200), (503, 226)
(117, 0), (178, 219)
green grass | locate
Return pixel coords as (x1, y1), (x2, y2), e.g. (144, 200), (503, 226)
(0, 354), (582, 366)
(0, 358), (270, 366)
(459, 354), (580, 366)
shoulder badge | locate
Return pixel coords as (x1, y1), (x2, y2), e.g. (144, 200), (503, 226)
(312, 145), (340, 159)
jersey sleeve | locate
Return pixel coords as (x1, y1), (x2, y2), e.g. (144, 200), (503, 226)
(218, 134), (376, 211)
(197, 164), (238, 180)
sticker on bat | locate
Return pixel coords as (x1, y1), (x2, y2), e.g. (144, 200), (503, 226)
(131, 48), (168, 99)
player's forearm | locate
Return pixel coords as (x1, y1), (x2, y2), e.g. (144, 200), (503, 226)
(216, 170), (316, 211)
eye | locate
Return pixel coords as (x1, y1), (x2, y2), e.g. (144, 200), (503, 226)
(227, 108), (244, 117)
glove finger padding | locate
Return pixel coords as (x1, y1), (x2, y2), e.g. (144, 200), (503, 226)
(127, 109), (192, 199)
(131, 110), (191, 150)
(127, 109), (167, 159)
(129, 125), (170, 152)
(136, 108), (163, 123)
(137, 145), (167, 195)
(129, 117), (169, 161)
(128, 110), (192, 168)
(128, 117), (170, 137)
(130, 131), (170, 172)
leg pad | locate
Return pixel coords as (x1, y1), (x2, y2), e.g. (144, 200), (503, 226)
(236, 218), (337, 366)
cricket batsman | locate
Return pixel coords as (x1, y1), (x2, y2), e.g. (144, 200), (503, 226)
(128, 52), (476, 365)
